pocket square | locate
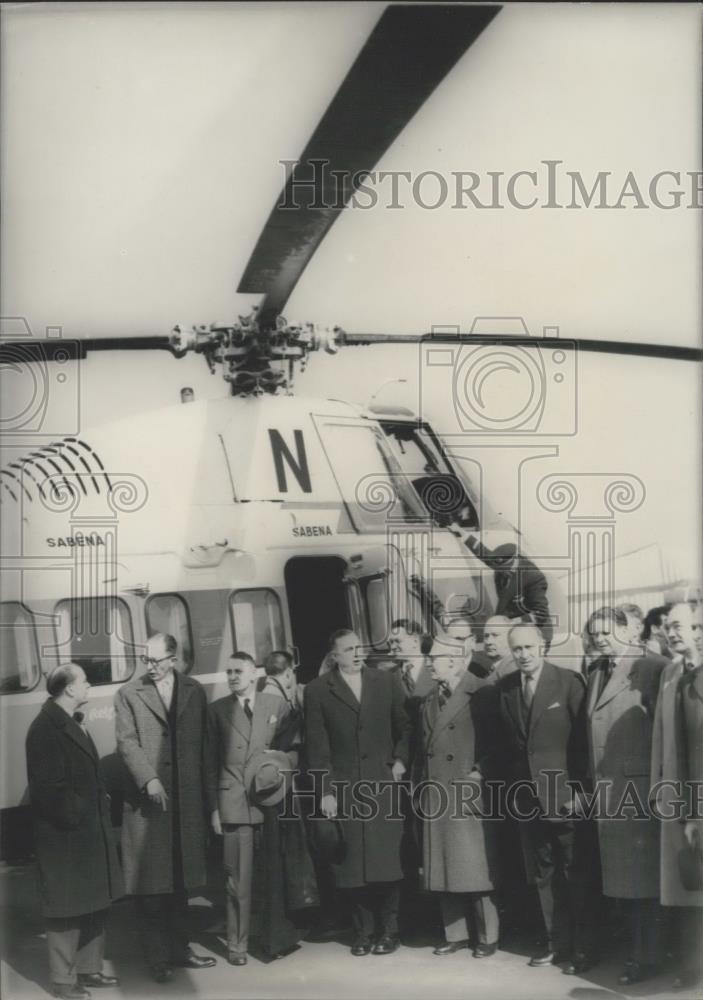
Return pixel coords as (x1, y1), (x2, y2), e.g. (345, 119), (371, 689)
(547, 701), (561, 709)
(268, 714), (278, 725)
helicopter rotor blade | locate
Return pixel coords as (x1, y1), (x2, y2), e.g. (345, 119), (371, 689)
(339, 332), (701, 363)
(238, 4), (501, 330)
(0, 336), (174, 364)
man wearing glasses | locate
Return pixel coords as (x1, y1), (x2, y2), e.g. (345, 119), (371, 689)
(114, 632), (216, 982)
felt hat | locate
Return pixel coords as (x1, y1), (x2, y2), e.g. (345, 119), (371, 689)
(244, 749), (292, 808)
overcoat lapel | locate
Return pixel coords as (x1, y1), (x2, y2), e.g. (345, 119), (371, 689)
(136, 679), (168, 725)
(504, 675), (526, 738)
(249, 694), (271, 753)
(175, 673), (195, 720)
(326, 668), (360, 714)
(230, 697), (252, 742)
(44, 701), (97, 762)
(593, 654), (634, 711)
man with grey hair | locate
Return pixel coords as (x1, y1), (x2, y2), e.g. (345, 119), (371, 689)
(26, 664), (123, 999)
(115, 632), (215, 982)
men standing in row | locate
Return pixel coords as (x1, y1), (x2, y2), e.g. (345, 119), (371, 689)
(651, 602), (703, 991)
(585, 607), (667, 985)
(497, 623), (597, 973)
(304, 629), (411, 956)
(420, 635), (500, 958)
(27, 665), (124, 999)
(207, 651), (299, 965)
(115, 633), (215, 983)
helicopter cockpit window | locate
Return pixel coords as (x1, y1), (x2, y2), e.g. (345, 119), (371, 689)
(380, 421), (480, 529)
(230, 589), (284, 666)
(362, 575), (389, 647)
(146, 594), (194, 673)
(0, 602), (41, 693)
(53, 598), (136, 686)
(414, 571), (482, 626)
(317, 421), (426, 531)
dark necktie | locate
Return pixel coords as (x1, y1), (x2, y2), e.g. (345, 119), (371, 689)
(598, 657), (614, 698)
(243, 698), (253, 722)
(522, 673), (535, 710)
(437, 682), (451, 708)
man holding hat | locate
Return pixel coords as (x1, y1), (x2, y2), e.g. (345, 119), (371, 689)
(207, 651), (298, 966)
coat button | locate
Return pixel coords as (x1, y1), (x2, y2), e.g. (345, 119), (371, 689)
(446, 754), (454, 761)
(361, 753), (368, 760)
(448, 723), (455, 730)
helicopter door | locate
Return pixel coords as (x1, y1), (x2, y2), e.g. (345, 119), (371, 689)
(284, 556), (350, 683)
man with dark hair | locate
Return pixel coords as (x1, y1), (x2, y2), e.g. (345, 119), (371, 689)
(305, 629), (411, 956)
(585, 606), (667, 985)
(27, 665), (124, 999)
(443, 615), (494, 681)
(388, 619), (434, 703)
(207, 651), (298, 965)
(643, 605), (672, 658)
(262, 649), (303, 710)
(497, 623), (598, 973)
(115, 632), (215, 982)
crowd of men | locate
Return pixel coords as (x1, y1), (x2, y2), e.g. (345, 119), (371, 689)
(24, 594), (703, 998)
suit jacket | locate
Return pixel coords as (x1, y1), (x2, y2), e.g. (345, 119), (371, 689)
(207, 690), (297, 825)
(418, 671), (499, 892)
(497, 660), (587, 818)
(115, 671), (209, 894)
(587, 648), (666, 898)
(26, 700), (124, 918)
(304, 666), (411, 887)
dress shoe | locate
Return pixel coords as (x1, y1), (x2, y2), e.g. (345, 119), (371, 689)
(563, 954), (595, 976)
(52, 986), (91, 1000)
(150, 966), (173, 984)
(174, 950), (216, 969)
(351, 939), (372, 956)
(618, 961), (658, 985)
(473, 942), (498, 959)
(433, 939), (469, 956)
(77, 974), (119, 989)
(227, 952), (247, 967)
(372, 935), (399, 956)
(529, 949), (556, 967)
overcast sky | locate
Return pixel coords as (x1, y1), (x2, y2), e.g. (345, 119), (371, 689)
(1, 2), (701, 584)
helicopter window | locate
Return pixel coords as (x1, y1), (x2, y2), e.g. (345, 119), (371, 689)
(344, 581), (368, 644)
(53, 597), (136, 686)
(145, 594), (194, 673)
(230, 589), (284, 666)
(0, 602), (41, 693)
(317, 421), (425, 529)
(427, 571), (482, 622)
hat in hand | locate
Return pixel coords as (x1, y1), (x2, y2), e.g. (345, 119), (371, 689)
(308, 817), (346, 865)
(244, 750), (293, 808)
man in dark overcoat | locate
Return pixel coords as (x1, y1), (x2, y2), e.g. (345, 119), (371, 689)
(497, 623), (599, 973)
(26, 664), (124, 999)
(585, 606), (667, 986)
(419, 635), (500, 957)
(304, 629), (411, 956)
(114, 632), (215, 982)
(651, 602), (703, 991)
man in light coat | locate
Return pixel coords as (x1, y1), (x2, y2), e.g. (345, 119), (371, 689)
(207, 651), (298, 965)
(27, 665), (124, 999)
(304, 629), (411, 956)
(585, 606), (667, 986)
(651, 602), (703, 991)
(419, 635), (500, 957)
(115, 632), (215, 982)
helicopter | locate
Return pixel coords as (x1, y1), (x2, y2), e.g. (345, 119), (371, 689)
(0, 3), (699, 830)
